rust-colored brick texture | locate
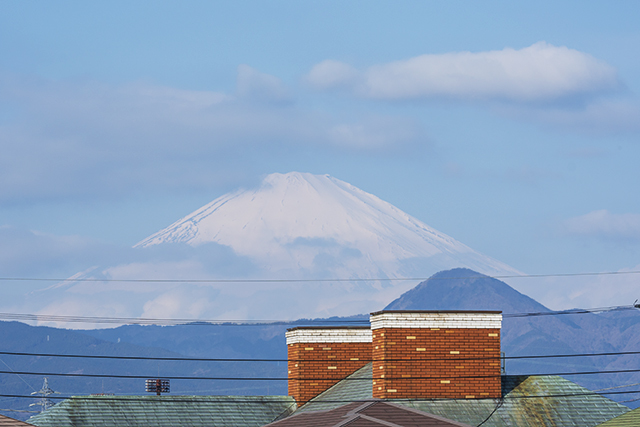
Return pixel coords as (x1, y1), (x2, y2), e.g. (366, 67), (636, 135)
(286, 327), (371, 406)
(370, 311), (502, 400)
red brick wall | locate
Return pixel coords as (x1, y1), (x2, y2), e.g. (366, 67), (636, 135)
(372, 328), (501, 399)
(288, 342), (371, 405)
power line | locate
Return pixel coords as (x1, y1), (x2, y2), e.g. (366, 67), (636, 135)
(0, 303), (635, 326)
(2, 269), (640, 284)
(476, 396), (503, 427)
(2, 367), (640, 382)
(594, 382), (640, 392)
(1, 389), (640, 405)
(0, 312), (368, 326)
(0, 358), (37, 392)
(1, 349), (640, 363)
(0, 394), (299, 403)
(503, 305), (638, 317)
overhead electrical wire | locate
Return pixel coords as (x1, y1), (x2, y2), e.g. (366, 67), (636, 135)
(1, 349), (640, 363)
(594, 382), (640, 392)
(0, 408), (39, 413)
(620, 395), (640, 403)
(3, 269), (640, 283)
(0, 303), (636, 326)
(2, 367), (640, 382)
(476, 397), (503, 427)
(502, 305), (639, 317)
(2, 274), (638, 411)
(2, 389), (640, 404)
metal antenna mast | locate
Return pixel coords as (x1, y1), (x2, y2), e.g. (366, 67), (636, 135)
(30, 377), (59, 412)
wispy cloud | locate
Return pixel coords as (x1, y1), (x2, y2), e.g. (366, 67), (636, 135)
(305, 60), (359, 90)
(236, 64), (291, 104)
(510, 98), (640, 134)
(0, 226), (119, 277)
(306, 43), (640, 134)
(327, 116), (424, 150)
(0, 69), (424, 203)
(513, 268), (640, 312)
(564, 210), (640, 241)
(307, 42), (620, 103)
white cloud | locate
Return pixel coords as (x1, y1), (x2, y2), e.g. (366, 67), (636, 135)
(564, 210), (640, 240)
(0, 72), (421, 203)
(142, 288), (213, 319)
(327, 117), (423, 149)
(510, 269), (640, 312)
(34, 298), (133, 329)
(511, 98), (640, 133)
(307, 42), (620, 103)
(0, 226), (119, 277)
(305, 60), (359, 90)
(236, 64), (290, 103)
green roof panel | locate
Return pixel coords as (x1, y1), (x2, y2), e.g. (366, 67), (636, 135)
(28, 395), (296, 427)
(298, 364), (629, 427)
(596, 407), (640, 427)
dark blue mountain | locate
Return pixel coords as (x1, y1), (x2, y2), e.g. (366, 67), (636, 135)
(385, 268), (548, 312)
(3, 268), (640, 420)
(0, 321), (290, 420)
(385, 268), (640, 404)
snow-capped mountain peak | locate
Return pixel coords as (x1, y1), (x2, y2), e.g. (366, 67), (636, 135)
(135, 172), (518, 278)
(35, 172), (521, 326)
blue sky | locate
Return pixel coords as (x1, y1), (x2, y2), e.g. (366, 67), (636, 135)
(2, 1), (640, 315)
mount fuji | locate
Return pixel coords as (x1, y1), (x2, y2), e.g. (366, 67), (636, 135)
(136, 172), (517, 277)
(36, 172), (521, 325)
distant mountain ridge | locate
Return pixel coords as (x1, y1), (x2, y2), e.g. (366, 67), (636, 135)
(385, 268), (640, 398)
(385, 268), (548, 313)
(3, 268), (640, 421)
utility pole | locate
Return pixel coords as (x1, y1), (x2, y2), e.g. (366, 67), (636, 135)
(30, 378), (58, 412)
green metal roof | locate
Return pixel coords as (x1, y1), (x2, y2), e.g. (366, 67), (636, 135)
(23, 368), (631, 427)
(298, 364), (629, 427)
(596, 407), (640, 427)
(27, 395), (296, 427)
(296, 361), (373, 413)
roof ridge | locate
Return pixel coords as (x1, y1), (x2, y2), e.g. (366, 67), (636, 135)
(344, 413), (404, 427)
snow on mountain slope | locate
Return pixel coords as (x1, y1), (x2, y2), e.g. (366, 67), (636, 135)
(136, 172), (518, 279)
(31, 172), (521, 326)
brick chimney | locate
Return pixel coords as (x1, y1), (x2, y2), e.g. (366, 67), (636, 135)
(286, 327), (371, 405)
(370, 310), (502, 399)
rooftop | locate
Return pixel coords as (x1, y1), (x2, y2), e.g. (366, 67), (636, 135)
(296, 364), (629, 427)
(27, 395), (296, 427)
(264, 400), (474, 427)
(0, 415), (36, 427)
(597, 407), (640, 427)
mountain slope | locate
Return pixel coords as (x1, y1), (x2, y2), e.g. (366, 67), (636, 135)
(385, 268), (640, 398)
(385, 268), (609, 356)
(386, 268), (547, 313)
(0, 321), (289, 420)
(33, 172), (522, 323)
(135, 172), (519, 279)
(4, 268), (640, 419)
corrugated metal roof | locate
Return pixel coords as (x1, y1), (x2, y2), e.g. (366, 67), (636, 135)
(297, 364), (629, 427)
(23, 367), (631, 427)
(596, 407), (640, 426)
(27, 395), (296, 427)
(297, 361), (373, 413)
